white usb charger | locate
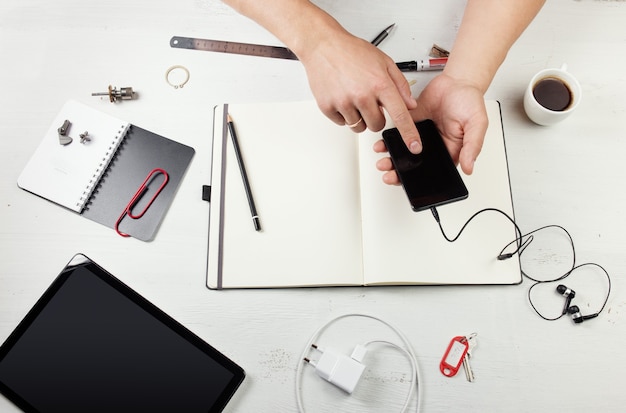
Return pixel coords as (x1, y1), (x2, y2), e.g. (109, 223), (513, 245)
(295, 314), (422, 413)
(303, 344), (368, 394)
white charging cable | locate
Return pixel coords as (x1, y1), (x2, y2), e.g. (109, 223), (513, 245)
(295, 313), (422, 413)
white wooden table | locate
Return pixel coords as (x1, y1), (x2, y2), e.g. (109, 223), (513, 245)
(1, 1), (625, 411)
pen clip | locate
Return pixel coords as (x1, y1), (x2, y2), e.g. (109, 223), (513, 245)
(115, 168), (169, 237)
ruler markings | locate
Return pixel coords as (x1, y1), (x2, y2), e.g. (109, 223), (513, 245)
(170, 36), (298, 60)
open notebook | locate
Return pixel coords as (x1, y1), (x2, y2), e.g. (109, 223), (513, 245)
(207, 100), (520, 289)
(18, 100), (194, 241)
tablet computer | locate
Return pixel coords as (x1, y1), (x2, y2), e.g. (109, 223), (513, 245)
(0, 254), (244, 412)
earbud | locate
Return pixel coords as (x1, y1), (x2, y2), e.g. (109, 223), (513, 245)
(556, 284), (575, 298)
(556, 284), (576, 315)
(558, 285), (600, 324)
(567, 305), (599, 324)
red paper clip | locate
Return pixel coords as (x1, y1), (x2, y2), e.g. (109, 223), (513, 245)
(115, 168), (169, 237)
(440, 336), (468, 377)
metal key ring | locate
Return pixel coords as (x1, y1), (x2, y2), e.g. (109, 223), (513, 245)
(165, 65), (190, 89)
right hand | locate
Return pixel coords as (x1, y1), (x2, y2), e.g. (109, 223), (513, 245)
(298, 30), (422, 155)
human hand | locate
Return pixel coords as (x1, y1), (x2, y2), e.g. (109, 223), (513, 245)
(299, 30), (421, 153)
(374, 73), (488, 185)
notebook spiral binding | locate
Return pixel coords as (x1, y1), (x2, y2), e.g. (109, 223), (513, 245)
(81, 134), (131, 213)
(76, 123), (130, 212)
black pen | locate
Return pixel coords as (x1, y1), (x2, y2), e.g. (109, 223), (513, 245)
(371, 23), (395, 47)
(227, 114), (261, 231)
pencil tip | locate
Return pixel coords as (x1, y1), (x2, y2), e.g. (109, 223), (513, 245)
(227, 114), (232, 122)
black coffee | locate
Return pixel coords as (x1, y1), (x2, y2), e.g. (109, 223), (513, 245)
(532, 77), (572, 111)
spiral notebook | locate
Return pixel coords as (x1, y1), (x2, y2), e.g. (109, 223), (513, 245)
(18, 100), (195, 241)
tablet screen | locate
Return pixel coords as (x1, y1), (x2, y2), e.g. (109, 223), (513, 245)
(0, 254), (244, 412)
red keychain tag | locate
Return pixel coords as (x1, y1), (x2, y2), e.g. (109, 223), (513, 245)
(440, 336), (468, 377)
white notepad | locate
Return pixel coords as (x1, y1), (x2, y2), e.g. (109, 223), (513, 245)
(18, 100), (129, 213)
(207, 100), (520, 288)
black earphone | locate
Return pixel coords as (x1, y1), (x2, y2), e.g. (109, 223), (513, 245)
(557, 284), (602, 324)
(566, 305), (599, 324)
(431, 208), (612, 324)
(556, 284), (575, 315)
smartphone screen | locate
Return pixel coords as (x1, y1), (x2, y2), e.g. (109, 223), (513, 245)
(382, 120), (468, 212)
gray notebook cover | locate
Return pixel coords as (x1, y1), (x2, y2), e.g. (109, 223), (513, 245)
(82, 125), (194, 241)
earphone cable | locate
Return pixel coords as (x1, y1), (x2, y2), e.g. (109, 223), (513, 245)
(430, 209), (611, 321)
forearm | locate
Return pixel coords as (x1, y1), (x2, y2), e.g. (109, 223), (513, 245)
(444, 0), (545, 93)
(221, 0), (347, 61)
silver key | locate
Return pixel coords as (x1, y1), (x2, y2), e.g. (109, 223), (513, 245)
(462, 333), (477, 382)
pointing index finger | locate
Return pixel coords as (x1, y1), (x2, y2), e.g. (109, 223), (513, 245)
(382, 62), (421, 154)
(383, 96), (421, 154)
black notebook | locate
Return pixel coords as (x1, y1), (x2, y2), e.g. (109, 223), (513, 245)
(17, 100), (195, 241)
(0, 254), (245, 412)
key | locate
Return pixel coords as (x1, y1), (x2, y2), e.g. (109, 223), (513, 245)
(462, 333), (477, 382)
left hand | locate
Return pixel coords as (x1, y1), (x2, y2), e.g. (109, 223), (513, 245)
(374, 73), (489, 185)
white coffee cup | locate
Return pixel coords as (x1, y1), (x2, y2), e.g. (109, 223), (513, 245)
(523, 64), (581, 126)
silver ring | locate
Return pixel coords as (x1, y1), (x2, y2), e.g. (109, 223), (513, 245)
(347, 117), (363, 128)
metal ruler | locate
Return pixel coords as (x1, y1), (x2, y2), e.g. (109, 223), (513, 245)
(170, 36), (298, 60)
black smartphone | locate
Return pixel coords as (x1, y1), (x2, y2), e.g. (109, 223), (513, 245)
(382, 120), (468, 212)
